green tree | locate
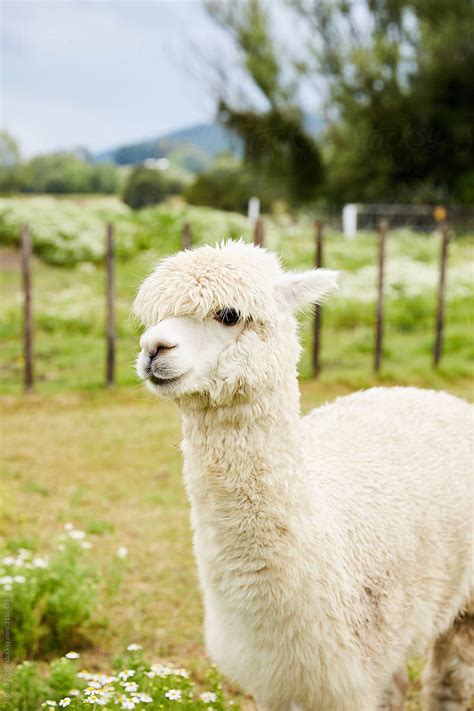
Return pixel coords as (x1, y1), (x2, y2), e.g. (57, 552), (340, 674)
(185, 155), (278, 213)
(90, 163), (122, 193)
(20, 153), (93, 193)
(205, 0), (324, 205)
(206, 0), (474, 205)
(122, 166), (184, 209)
(294, 0), (474, 204)
(0, 131), (22, 192)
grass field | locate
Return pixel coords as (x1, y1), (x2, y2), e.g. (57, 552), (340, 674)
(1, 196), (473, 708)
(1, 382), (435, 708)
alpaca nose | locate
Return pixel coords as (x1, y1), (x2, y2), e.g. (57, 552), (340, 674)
(140, 322), (179, 361)
(148, 343), (176, 361)
(140, 331), (177, 360)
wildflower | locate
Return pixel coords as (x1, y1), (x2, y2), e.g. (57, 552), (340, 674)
(0, 576), (13, 585)
(59, 699), (71, 708)
(118, 669), (135, 680)
(44, 702), (57, 708)
(150, 664), (172, 677)
(68, 529), (86, 540)
(81, 541), (93, 549)
(65, 651), (80, 659)
(124, 681), (138, 692)
(200, 692), (217, 703)
(3, 584), (12, 591)
(165, 689), (182, 701)
(64, 523), (74, 531)
(33, 556), (48, 568)
(2, 556), (15, 565)
(127, 643), (142, 651)
(14, 575), (26, 583)
(137, 692), (153, 703)
(77, 670), (91, 679)
(117, 546), (128, 559)
(69, 689), (80, 696)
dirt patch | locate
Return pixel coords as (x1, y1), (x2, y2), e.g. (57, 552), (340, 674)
(0, 248), (21, 271)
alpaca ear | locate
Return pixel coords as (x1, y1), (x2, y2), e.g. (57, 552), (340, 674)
(275, 269), (339, 311)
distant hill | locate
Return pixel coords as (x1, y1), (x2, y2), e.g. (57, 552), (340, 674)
(94, 123), (242, 173)
(94, 116), (324, 173)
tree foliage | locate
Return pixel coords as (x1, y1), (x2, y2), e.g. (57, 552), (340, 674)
(206, 0), (474, 205)
(0, 135), (122, 195)
(185, 155), (278, 213)
(123, 167), (184, 209)
(205, 0), (324, 204)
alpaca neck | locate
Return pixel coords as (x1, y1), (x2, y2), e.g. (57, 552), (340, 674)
(180, 377), (305, 576)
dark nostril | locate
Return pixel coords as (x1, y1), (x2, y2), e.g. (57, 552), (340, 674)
(149, 344), (176, 360)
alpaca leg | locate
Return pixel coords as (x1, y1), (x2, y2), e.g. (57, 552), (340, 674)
(422, 608), (474, 710)
(378, 666), (409, 710)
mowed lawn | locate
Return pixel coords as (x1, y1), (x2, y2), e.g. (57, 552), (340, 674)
(3, 379), (472, 707)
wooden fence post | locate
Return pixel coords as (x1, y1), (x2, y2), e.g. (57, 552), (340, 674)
(182, 222), (192, 250)
(253, 217), (264, 247)
(374, 220), (387, 373)
(312, 221), (324, 377)
(105, 223), (115, 387)
(21, 224), (34, 393)
(433, 223), (450, 367)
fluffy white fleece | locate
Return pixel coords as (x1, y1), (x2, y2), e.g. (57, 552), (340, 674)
(134, 241), (473, 710)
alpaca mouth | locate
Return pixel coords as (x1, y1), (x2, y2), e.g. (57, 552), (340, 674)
(147, 372), (186, 387)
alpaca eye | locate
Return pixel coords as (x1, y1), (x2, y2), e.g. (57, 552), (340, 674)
(214, 308), (240, 326)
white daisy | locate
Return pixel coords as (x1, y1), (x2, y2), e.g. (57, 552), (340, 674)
(33, 556), (48, 568)
(165, 689), (182, 701)
(137, 692), (153, 703)
(200, 692), (217, 703)
(123, 682), (138, 693)
(68, 529), (86, 540)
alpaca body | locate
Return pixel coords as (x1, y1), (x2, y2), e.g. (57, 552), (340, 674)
(182, 387), (473, 709)
(134, 241), (474, 709)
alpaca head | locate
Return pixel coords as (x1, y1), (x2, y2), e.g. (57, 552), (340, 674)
(134, 241), (337, 407)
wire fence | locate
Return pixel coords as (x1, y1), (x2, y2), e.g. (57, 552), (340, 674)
(18, 217), (453, 392)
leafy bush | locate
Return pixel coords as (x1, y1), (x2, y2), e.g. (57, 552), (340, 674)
(0, 528), (98, 659)
(1, 649), (236, 710)
(0, 197), (135, 266)
(123, 168), (184, 209)
(184, 158), (277, 214)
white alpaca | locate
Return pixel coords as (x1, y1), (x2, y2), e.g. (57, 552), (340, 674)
(134, 241), (473, 711)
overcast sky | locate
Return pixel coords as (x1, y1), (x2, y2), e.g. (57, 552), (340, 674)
(1, 0), (226, 157)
